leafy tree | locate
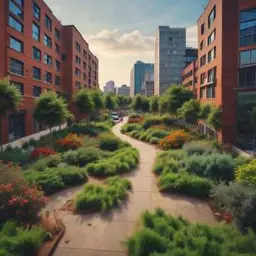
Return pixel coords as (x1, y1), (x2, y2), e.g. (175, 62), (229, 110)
(141, 97), (150, 112)
(207, 106), (222, 130)
(200, 103), (212, 120)
(117, 95), (132, 109)
(131, 95), (143, 111)
(165, 85), (194, 115)
(178, 99), (201, 125)
(34, 92), (68, 131)
(73, 89), (95, 120)
(91, 90), (104, 111)
(150, 96), (159, 113)
(0, 79), (21, 151)
(105, 94), (117, 111)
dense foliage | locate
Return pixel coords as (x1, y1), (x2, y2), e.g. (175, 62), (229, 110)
(235, 159), (256, 184)
(126, 208), (256, 256)
(159, 130), (189, 150)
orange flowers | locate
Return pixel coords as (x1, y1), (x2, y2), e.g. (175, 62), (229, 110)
(56, 133), (84, 150)
(31, 147), (56, 158)
(159, 129), (189, 150)
(128, 116), (144, 124)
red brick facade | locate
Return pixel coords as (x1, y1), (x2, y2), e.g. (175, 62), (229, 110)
(0, 0), (98, 144)
(182, 0), (256, 144)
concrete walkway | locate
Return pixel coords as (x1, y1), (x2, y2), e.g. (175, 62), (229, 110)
(52, 119), (215, 256)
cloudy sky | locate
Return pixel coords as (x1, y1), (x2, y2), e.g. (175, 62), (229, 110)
(45, 0), (208, 88)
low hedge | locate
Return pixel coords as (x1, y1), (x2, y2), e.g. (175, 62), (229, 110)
(158, 171), (212, 198)
(75, 176), (132, 212)
(126, 208), (256, 256)
(25, 166), (88, 195)
(121, 123), (142, 133)
(32, 154), (62, 171)
(0, 221), (46, 256)
(99, 133), (126, 151)
(86, 147), (139, 177)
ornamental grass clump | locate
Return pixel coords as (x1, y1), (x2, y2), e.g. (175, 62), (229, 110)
(75, 176), (132, 212)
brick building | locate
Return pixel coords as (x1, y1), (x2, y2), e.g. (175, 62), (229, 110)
(0, 0), (98, 144)
(182, 0), (256, 146)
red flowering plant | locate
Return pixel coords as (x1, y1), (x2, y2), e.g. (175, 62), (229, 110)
(159, 129), (189, 150)
(56, 133), (83, 150)
(128, 116), (144, 124)
(0, 162), (47, 223)
(31, 147), (56, 159)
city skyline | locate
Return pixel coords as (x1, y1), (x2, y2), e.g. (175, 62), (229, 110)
(44, 0), (208, 88)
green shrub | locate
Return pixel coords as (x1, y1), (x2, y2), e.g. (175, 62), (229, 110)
(142, 116), (162, 129)
(127, 209), (256, 256)
(86, 147), (139, 177)
(99, 133), (124, 151)
(148, 129), (168, 139)
(183, 153), (235, 182)
(0, 149), (31, 165)
(32, 154), (61, 171)
(149, 137), (160, 145)
(161, 114), (175, 126)
(68, 123), (98, 136)
(129, 113), (142, 119)
(121, 123), (142, 133)
(212, 182), (256, 232)
(0, 222), (46, 256)
(129, 130), (140, 138)
(25, 166), (88, 195)
(75, 177), (132, 212)
(63, 147), (106, 166)
(153, 158), (179, 175)
(158, 171), (212, 198)
(235, 159), (256, 184)
(183, 141), (213, 156)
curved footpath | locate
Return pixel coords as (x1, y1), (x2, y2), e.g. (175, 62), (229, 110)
(50, 118), (215, 256)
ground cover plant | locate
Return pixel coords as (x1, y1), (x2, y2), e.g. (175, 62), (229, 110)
(86, 147), (139, 177)
(0, 221), (46, 256)
(75, 176), (132, 212)
(126, 208), (256, 256)
(25, 166), (88, 195)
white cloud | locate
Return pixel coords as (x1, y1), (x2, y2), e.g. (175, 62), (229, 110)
(186, 25), (198, 48)
(86, 29), (155, 57)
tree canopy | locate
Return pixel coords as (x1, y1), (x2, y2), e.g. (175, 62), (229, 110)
(105, 94), (117, 110)
(90, 90), (104, 111)
(131, 95), (149, 112)
(150, 96), (159, 113)
(207, 106), (222, 130)
(178, 99), (201, 125)
(34, 92), (68, 129)
(73, 89), (95, 115)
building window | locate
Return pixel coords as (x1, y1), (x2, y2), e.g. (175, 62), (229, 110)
(76, 81), (81, 89)
(55, 43), (60, 54)
(240, 8), (256, 47)
(200, 72), (206, 85)
(208, 67), (217, 83)
(33, 66), (41, 80)
(32, 22), (40, 41)
(208, 5), (216, 28)
(200, 54), (207, 67)
(11, 81), (24, 95)
(83, 72), (86, 81)
(55, 28), (60, 40)
(208, 29), (216, 45)
(9, 15), (23, 33)
(239, 67), (256, 88)
(206, 85), (216, 98)
(201, 23), (205, 35)
(83, 61), (86, 70)
(83, 50), (87, 58)
(33, 86), (41, 97)
(33, 46), (41, 61)
(44, 34), (52, 48)
(200, 87), (206, 98)
(9, 0), (23, 19)
(44, 53), (52, 66)
(76, 42), (81, 52)
(15, 0), (23, 7)
(44, 71), (52, 83)
(240, 49), (256, 66)
(55, 60), (61, 71)
(76, 55), (81, 65)
(208, 47), (216, 62)
(75, 68), (81, 77)
(55, 76), (60, 86)
(45, 15), (52, 30)
(9, 58), (24, 76)
(9, 37), (23, 53)
(33, 1), (40, 20)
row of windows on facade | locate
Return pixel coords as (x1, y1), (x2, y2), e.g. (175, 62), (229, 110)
(9, 0), (61, 39)
(200, 47), (216, 67)
(200, 67), (216, 85)
(201, 5), (216, 35)
(200, 29), (216, 50)
(200, 85), (216, 99)
(239, 67), (256, 88)
(75, 42), (97, 68)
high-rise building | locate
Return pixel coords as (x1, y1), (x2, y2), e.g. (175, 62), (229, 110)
(130, 61), (154, 96)
(117, 84), (130, 96)
(0, 0), (98, 144)
(185, 47), (198, 67)
(181, 0), (256, 147)
(103, 80), (116, 94)
(154, 26), (186, 96)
